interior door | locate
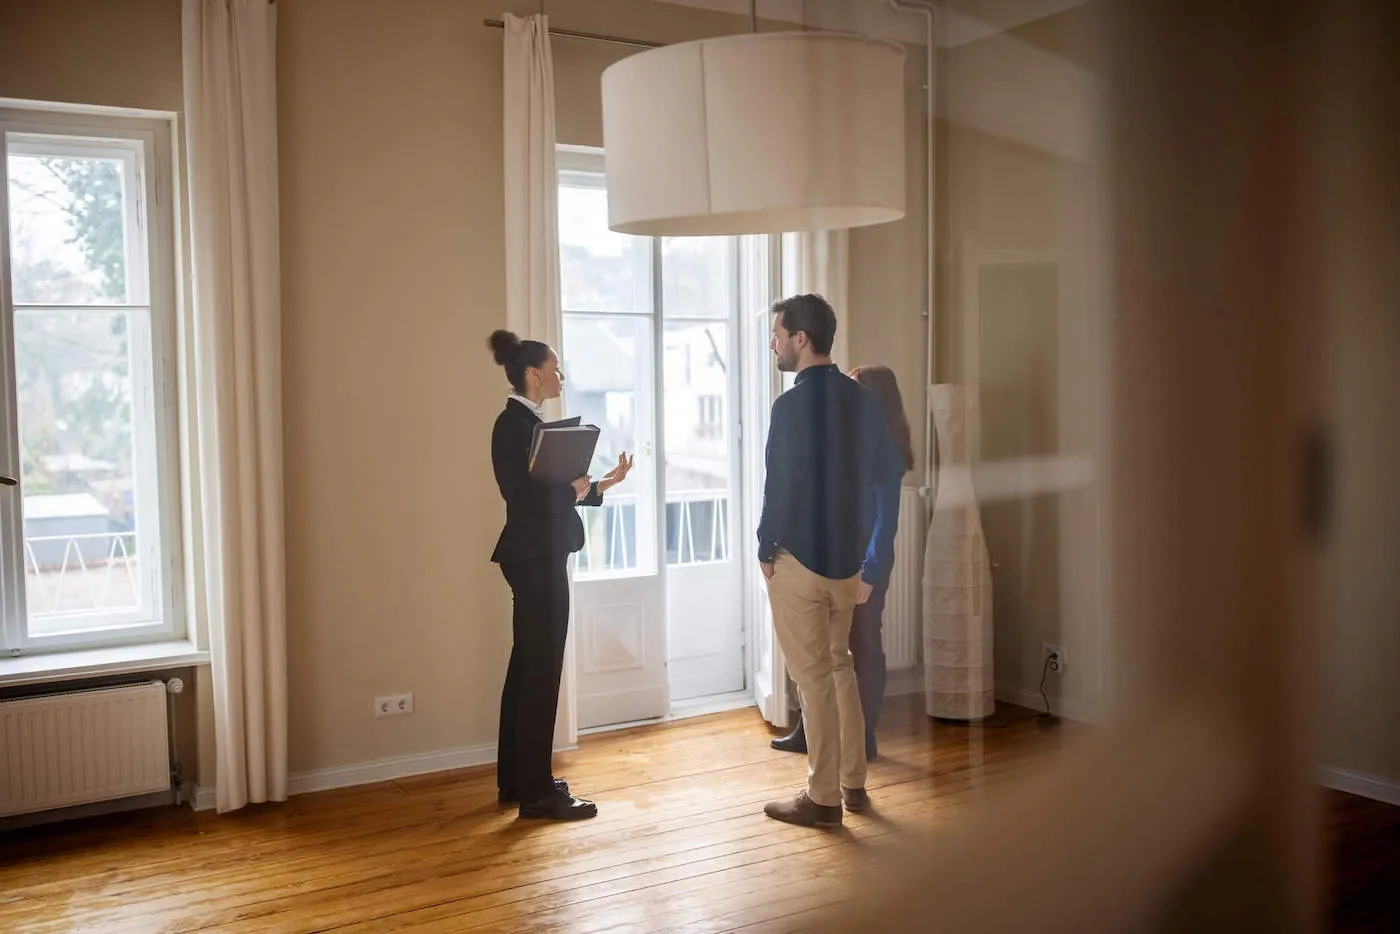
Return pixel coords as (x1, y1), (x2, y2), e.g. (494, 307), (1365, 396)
(557, 158), (668, 729)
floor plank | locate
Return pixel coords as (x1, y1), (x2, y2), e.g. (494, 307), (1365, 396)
(1325, 788), (1400, 934)
(0, 697), (1394, 932)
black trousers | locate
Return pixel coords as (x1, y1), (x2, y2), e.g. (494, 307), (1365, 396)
(497, 556), (572, 802)
(849, 574), (890, 735)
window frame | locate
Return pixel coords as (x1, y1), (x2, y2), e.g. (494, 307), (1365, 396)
(558, 147), (658, 580)
(0, 106), (185, 656)
(556, 146), (749, 578)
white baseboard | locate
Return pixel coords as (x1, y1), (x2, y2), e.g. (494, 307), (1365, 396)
(286, 742), (498, 797)
(192, 684), (1098, 807)
(191, 784), (217, 812)
(1320, 766), (1400, 807)
(194, 738), (590, 807)
(995, 682), (1101, 724)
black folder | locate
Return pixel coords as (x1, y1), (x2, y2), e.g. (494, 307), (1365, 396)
(528, 418), (601, 484)
(530, 415), (580, 450)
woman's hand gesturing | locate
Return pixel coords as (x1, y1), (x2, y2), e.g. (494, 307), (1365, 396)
(598, 453), (634, 494)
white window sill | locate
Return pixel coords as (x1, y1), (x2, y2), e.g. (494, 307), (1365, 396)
(0, 641), (210, 688)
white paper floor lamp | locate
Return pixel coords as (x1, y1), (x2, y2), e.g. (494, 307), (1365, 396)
(923, 384), (996, 720)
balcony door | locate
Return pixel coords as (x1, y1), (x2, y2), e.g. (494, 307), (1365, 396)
(558, 152), (665, 730)
(659, 237), (745, 704)
(558, 148), (749, 729)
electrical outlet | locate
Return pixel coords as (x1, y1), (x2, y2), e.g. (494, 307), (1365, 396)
(1042, 643), (1067, 674)
(374, 693), (414, 718)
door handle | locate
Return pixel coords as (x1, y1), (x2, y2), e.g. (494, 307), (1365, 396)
(0, 476), (16, 487)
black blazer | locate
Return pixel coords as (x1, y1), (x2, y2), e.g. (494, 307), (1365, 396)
(491, 399), (604, 564)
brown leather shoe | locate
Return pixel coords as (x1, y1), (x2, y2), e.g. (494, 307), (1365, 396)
(764, 791), (843, 827)
(842, 786), (869, 813)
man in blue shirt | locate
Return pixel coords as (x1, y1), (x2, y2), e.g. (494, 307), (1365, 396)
(758, 294), (899, 828)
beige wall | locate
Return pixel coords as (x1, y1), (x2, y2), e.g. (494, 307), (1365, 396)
(0, 0), (925, 783)
(277, 0), (504, 773)
(939, 0), (1396, 795)
(277, 0), (895, 775)
(1318, 21), (1400, 786)
(938, 4), (1107, 720)
(0, 0), (182, 112)
(4, 0), (1394, 798)
(1325, 273), (1400, 785)
(847, 45), (930, 479)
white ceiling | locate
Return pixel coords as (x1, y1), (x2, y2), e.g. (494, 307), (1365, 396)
(648, 0), (806, 21)
(645, 0), (1100, 168)
(647, 0), (1089, 46)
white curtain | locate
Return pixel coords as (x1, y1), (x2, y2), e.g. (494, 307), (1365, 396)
(502, 13), (576, 748)
(181, 0), (288, 813)
(787, 230), (852, 367)
(503, 13), (562, 392)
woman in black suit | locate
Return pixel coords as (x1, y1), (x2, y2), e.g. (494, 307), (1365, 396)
(488, 329), (631, 821)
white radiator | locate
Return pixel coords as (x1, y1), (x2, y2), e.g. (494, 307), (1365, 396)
(882, 486), (926, 670)
(0, 680), (171, 817)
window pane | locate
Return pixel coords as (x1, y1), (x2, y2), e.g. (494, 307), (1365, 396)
(7, 150), (131, 305)
(662, 321), (730, 492)
(662, 238), (731, 319)
(665, 496), (730, 565)
(558, 184), (650, 314)
(564, 314), (650, 577)
(14, 309), (147, 633)
(663, 321), (731, 565)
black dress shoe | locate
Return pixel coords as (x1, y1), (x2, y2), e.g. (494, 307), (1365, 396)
(498, 778), (569, 804)
(518, 789), (597, 821)
(771, 715), (807, 754)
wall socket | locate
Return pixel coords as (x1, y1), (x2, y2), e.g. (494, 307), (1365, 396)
(1043, 644), (1067, 674)
(374, 693), (414, 718)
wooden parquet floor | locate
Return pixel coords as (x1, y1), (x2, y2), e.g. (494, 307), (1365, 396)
(0, 697), (1393, 932)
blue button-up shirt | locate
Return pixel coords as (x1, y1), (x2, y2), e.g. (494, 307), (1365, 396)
(757, 365), (902, 583)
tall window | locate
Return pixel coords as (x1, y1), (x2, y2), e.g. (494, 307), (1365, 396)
(660, 237), (734, 566)
(0, 110), (181, 653)
(558, 155), (653, 578)
(557, 148), (749, 577)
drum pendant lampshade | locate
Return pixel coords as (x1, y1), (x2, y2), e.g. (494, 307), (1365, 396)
(600, 31), (907, 236)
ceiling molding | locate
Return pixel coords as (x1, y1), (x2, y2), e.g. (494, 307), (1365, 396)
(646, 0), (1091, 47)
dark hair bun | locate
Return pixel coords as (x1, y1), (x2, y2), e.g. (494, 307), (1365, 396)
(488, 329), (523, 366)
